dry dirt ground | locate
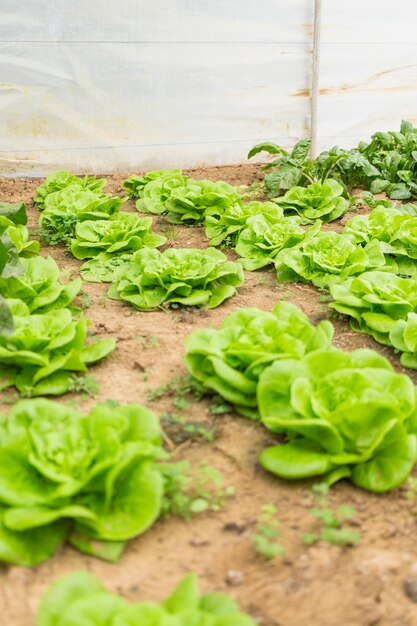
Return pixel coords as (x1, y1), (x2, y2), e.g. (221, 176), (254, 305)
(2, 164), (417, 626)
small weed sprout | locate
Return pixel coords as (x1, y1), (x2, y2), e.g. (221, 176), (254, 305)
(160, 461), (234, 520)
(303, 483), (361, 547)
(251, 504), (285, 560)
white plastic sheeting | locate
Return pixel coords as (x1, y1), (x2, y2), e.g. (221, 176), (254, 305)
(0, 0), (416, 175)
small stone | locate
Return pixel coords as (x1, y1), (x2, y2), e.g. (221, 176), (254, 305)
(225, 570), (244, 586)
(223, 521), (247, 534)
(403, 577), (417, 602)
(189, 536), (210, 547)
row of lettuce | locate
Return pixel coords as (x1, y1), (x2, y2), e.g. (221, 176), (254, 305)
(0, 201), (115, 397)
(184, 301), (417, 494)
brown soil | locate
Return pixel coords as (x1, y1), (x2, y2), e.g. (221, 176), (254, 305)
(2, 164), (417, 626)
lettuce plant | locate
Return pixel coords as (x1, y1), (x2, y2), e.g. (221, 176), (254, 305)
(0, 256), (81, 313)
(37, 572), (256, 626)
(258, 349), (417, 492)
(275, 231), (386, 289)
(235, 213), (309, 271)
(343, 206), (403, 245)
(80, 253), (132, 283)
(390, 313), (417, 369)
(185, 302), (333, 418)
(204, 200), (282, 247)
(35, 171), (106, 209)
(39, 186), (124, 244)
(274, 179), (349, 223)
(108, 247), (244, 310)
(70, 212), (166, 259)
(164, 179), (242, 224)
(330, 271), (417, 345)
(0, 299), (115, 396)
(0, 399), (164, 566)
(123, 168), (187, 199)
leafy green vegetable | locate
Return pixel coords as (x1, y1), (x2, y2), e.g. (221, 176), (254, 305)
(0, 399), (164, 566)
(108, 247), (244, 310)
(0, 201), (28, 225)
(258, 348), (417, 492)
(204, 200), (282, 247)
(70, 212), (166, 259)
(0, 256), (82, 313)
(80, 253), (132, 283)
(39, 186), (123, 244)
(274, 179), (349, 224)
(164, 179), (242, 225)
(123, 169), (187, 200)
(0, 232), (24, 279)
(0, 299), (115, 396)
(235, 213), (311, 271)
(37, 571), (256, 625)
(35, 171), (106, 209)
(0, 295), (14, 339)
(329, 271), (417, 345)
(275, 230), (386, 288)
(185, 301), (333, 418)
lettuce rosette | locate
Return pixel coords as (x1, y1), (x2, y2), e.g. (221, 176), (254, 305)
(37, 572), (256, 626)
(0, 299), (115, 396)
(70, 212), (166, 259)
(123, 169), (187, 202)
(185, 302), (333, 418)
(108, 247), (244, 310)
(275, 231), (386, 289)
(35, 171), (106, 210)
(204, 200), (282, 247)
(274, 179), (349, 223)
(258, 349), (417, 492)
(0, 399), (164, 566)
(0, 255), (81, 313)
(164, 179), (242, 225)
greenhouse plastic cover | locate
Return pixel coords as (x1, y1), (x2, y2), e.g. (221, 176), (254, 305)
(0, 0), (417, 175)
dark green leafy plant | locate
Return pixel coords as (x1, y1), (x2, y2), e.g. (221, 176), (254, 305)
(108, 247), (244, 310)
(37, 571), (256, 626)
(258, 348), (417, 492)
(185, 302), (333, 418)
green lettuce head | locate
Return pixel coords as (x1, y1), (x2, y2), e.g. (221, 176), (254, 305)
(274, 179), (349, 223)
(70, 212), (166, 259)
(108, 247), (244, 310)
(0, 399), (163, 566)
(123, 169), (187, 200)
(258, 348), (417, 492)
(35, 171), (106, 210)
(204, 200), (282, 247)
(185, 301), (334, 418)
(165, 179), (242, 224)
(275, 230), (386, 288)
(37, 572), (256, 626)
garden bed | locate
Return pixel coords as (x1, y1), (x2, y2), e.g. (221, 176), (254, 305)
(2, 164), (417, 626)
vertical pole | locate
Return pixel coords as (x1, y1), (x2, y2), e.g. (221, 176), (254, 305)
(310, 0), (322, 158)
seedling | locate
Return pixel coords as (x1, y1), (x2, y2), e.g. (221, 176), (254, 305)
(303, 483), (361, 547)
(68, 374), (100, 396)
(251, 504), (285, 560)
(135, 334), (159, 349)
(160, 412), (215, 444)
(160, 461), (234, 520)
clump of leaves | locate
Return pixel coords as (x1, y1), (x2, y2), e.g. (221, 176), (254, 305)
(147, 374), (206, 405)
(251, 504), (285, 560)
(160, 461), (235, 520)
(108, 247), (244, 311)
(303, 483), (361, 547)
(67, 374), (100, 396)
(37, 571), (256, 626)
